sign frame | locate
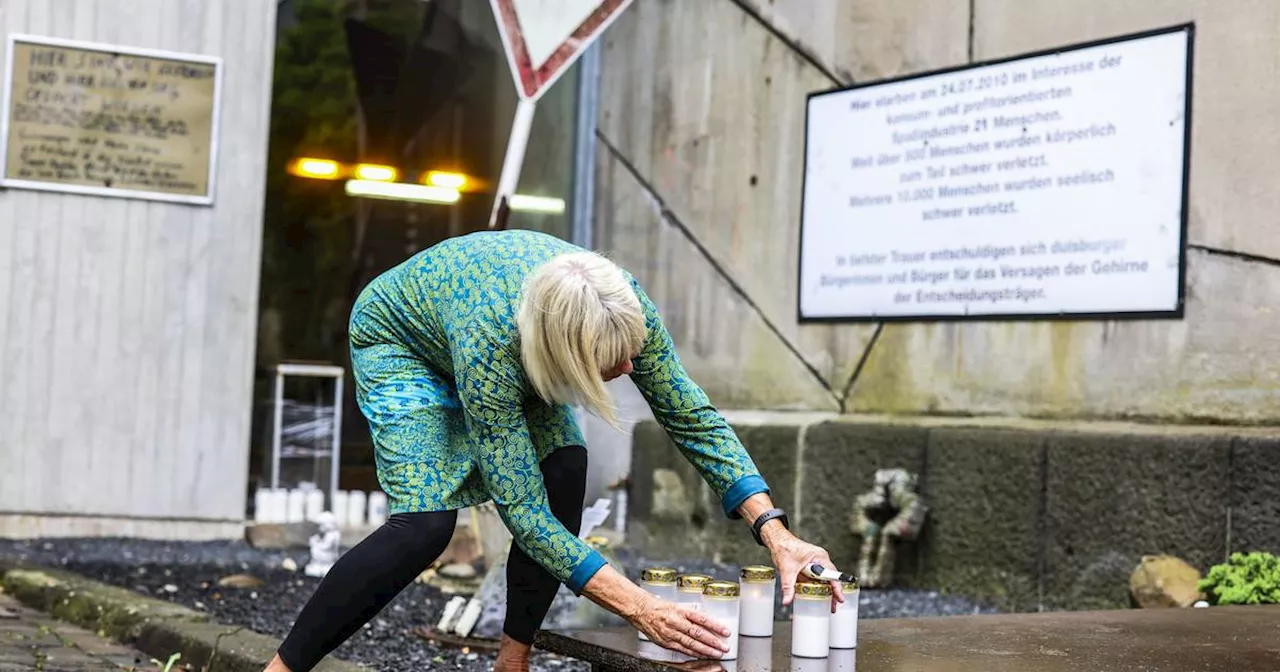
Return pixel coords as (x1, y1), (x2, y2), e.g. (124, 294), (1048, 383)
(490, 0), (633, 103)
(485, 0), (634, 227)
(795, 23), (1195, 324)
(0, 33), (225, 206)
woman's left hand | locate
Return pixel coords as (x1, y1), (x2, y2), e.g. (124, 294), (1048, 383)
(767, 531), (846, 612)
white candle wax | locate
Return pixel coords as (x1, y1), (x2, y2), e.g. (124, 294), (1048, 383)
(331, 491), (349, 527)
(286, 489), (307, 523)
(638, 568), (678, 641)
(702, 596), (740, 660)
(739, 578), (775, 637)
(829, 585), (859, 649)
(346, 491), (367, 528)
(791, 613), (831, 658)
(790, 580), (832, 658)
(367, 491), (388, 526)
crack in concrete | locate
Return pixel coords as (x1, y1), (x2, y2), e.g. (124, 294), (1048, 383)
(1189, 243), (1280, 268)
(838, 323), (886, 413)
(204, 626), (245, 672)
(725, 0), (847, 85)
(968, 0), (977, 63)
(595, 130), (841, 408)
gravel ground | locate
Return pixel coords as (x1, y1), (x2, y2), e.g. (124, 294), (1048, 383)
(0, 539), (998, 671)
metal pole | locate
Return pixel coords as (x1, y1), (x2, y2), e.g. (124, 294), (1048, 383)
(271, 370), (284, 490)
(570, 42), (601, 249)
(330, 373), (344, 511)
(489, 98), (538, 228)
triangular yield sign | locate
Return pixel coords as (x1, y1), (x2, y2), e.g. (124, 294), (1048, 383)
(490, 0), (634, 101)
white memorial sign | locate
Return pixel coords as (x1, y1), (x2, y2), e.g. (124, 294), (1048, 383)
(798, 25), (1193, 321)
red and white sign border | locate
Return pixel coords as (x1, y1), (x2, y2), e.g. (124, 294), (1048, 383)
(490, 0), (634, 102)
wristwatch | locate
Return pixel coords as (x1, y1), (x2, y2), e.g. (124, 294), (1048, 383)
(750, 508), (790, 546)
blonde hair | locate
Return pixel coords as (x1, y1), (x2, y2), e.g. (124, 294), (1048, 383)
(517, 251), (647, 427)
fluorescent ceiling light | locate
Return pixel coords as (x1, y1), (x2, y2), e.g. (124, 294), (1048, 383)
(354, 164), (398, 182)
(425, 171), (468, 189)
(509, 194), (566, 214)
(345, 180), (460, 203)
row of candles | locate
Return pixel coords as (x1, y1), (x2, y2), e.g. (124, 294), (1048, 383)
(253, 487), (389, 528)
(639, 565), (859, 660)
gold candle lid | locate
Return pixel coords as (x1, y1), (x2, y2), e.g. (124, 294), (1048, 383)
(678, 574), (713, 590)
(740, 565), (777, 582)
(585, 535), (610, 550)
(840, 578), (859, 591)
(642, 567), (678, 583)
(703, 580), (741, 599)
(795, 580), (833, 598)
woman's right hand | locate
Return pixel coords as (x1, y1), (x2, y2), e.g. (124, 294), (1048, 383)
(629, 593), (731, 660)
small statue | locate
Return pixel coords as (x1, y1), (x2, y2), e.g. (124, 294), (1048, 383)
(850, 468), (927, 588)
(305, 511), (343, 578)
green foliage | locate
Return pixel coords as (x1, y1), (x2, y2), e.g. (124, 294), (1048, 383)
(1197, 552), (1280, 606)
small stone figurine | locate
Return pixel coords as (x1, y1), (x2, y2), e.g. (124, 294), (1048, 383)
(850, 468), (928, 588)
(305, 511), (343, 578)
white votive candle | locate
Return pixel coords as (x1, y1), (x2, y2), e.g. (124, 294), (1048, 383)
(790, 580), (832, 659)
(677, 573), (711, 609)
(638, 567), (678, 641)
(702, 580), (740, 660)
(829, 579), (859, 649)
(738, 565), (776, 637)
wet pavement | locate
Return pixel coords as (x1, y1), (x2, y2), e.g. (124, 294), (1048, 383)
(537, 605), (1280, 671)
(0, 593), (156, 671)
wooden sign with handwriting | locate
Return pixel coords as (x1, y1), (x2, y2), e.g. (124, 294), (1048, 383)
(1, 35), (222, 204)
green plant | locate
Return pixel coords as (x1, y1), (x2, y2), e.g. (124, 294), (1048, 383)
(149, 653), (181, 672)
(1197, 552), (1280, 605)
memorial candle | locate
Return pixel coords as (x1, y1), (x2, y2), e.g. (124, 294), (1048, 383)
(677, 573), (712, 608)
(701, 580), (741, 660)
(790, 580), (832, 658)
(828, 579), (859, 649)
(637, 567), (677, 641)
(738, 565), (777, 637)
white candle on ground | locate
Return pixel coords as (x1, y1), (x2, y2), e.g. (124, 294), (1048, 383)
(367, 491), (388, 526)
(790, 580), (832, 658)
(346, 491), (367, 528)
(829, 581), (859, 649)
(286, 489), (307, 523)
(638, 568), (678, 641)
(738, 565), (776, 637)
(701, 581), (741, 661)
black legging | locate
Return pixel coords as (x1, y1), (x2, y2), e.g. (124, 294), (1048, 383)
(277, 446), (589, 671)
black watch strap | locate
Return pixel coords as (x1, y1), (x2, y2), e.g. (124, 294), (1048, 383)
(750, 508), (790, 546)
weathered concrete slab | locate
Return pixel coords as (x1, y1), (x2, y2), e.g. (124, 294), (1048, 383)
(1230, 436), (1280, 554)
(737, 0), (970, 83)
(796, 421), (928, 579)
(628, 420), (801, 566)
(848, 253), (1280, 424)
(594, 144), (840, 410)
(1042, 432), (1230, 610)
(1, 567), (360, 672)
(538, 606), (1280, 670)
(921, 428), (1044, 611)
(974, 0), (1280, 261)
(597, 0), (877, 393)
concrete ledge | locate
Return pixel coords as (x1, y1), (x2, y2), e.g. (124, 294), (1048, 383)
(629, 415), (1280, 611)
(0, 514), (245, 541)
(0, 566), (362, 672)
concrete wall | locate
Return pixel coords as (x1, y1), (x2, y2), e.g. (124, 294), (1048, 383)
(0, 0), (277, 539)
(593, 0), (1280, 424)
(629, 413), (1279, 611)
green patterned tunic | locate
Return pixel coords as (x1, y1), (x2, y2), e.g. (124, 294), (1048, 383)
(348, 229), (769, 593)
